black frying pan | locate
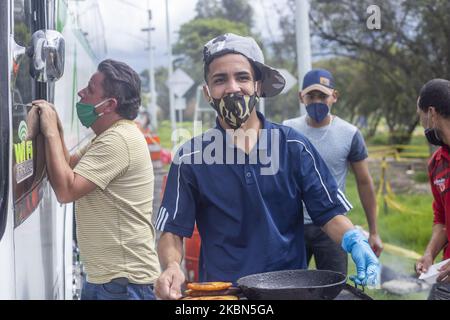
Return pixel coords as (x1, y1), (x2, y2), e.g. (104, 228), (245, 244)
(237, 269), (347, 300)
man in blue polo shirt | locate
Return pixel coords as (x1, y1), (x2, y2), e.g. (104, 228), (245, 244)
(154, 33), (379, 300)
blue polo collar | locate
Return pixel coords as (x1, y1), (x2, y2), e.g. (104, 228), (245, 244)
(214, 111), (270, 151)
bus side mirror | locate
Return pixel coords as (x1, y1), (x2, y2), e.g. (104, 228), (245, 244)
(27, 30), (65, 82)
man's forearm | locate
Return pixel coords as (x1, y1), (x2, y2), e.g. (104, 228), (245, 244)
(45, 133), (75, 201)
(60, 132), (71, 164)
(424, 224), (448, 260)
(158, 232), (184, 271)
(357, 181), (378, 234)
(61, 135), (81, 169)
(322, 215), (355, 244)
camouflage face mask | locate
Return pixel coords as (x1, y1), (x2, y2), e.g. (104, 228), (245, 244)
(210, 93), (259, 130)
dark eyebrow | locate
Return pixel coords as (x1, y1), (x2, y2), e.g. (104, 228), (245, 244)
(235, 71), (252, 78)
(211, 71), (252, 80)
(211, 72), (227, 80)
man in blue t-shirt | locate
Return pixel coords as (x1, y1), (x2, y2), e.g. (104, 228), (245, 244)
(283, 69), (383, 277)
(154, 33), (380, 300)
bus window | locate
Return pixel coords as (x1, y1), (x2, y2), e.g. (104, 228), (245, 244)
(12, 0), (47, 227)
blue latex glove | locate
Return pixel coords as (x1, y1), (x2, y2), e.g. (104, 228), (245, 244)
(342, 229), (380, 287)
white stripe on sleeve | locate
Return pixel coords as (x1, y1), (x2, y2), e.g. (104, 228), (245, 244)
(155, 207), (164, 229)
(337, 189), (353, 210)
(160, 210), (170, 231)
(173, 151), (200, 220)
(287, 140), (334, 204)
(337, 194), (351, 212)
(156, 208), (167, 230)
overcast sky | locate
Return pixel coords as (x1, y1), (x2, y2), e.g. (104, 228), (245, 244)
(97, 0), (284, 73)
(98, 0), (196, 72)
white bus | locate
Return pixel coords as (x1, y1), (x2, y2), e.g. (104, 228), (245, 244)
(0, 0), (106, 299)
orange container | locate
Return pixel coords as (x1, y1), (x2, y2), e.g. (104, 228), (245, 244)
(185, 225), (201, 282)
(146, 135), (162, 161)
(150, 151), (161, 161)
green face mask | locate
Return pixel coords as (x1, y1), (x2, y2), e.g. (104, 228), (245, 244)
(76, 99), (110, 128)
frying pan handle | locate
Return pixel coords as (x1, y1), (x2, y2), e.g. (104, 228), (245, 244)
(354, 282), (365, 292)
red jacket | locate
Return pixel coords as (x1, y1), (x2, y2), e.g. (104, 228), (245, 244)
(428, 146), (450, 259)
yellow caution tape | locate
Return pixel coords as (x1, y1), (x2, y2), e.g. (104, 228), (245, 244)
(374, 157), (426, 215)
(393, 145), (429, 151)
(356, 226), (422, 260)
(386, 182), (394, 195)
(368, 144), (430, 160)
(383, 243), (422, 260)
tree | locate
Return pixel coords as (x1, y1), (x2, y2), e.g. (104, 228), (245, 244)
(272, 0), (450, 143)
(155, 67), (169, 120)
(173, 18), (250, 83)
(221, 0), (254, 29)
(140, 67), (169, 120)
(318, 57), (384, 138)
(310, 0), (450, 143)
(195, 0), (254, 28)
(195, 0), (221, 19)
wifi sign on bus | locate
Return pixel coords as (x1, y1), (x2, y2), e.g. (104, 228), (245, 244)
(14, 121), (34, 183)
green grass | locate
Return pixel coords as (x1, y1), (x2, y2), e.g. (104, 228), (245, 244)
(158, 120), (196, 150)
(346, 174), (434, 253)
(409, 134), (429, 148)
(413, 171), (429, 183)
(366, 130), (429, 149)
(366, 133), (390, 146)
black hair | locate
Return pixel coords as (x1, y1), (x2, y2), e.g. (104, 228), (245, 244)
(418, 79), (450, 119)
(98, 59), (141, 120)
(203, 51), (262, 84)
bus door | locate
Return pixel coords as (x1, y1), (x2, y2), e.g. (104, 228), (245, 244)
(0, 0), (10, 245)
(11, 0), (60, 299)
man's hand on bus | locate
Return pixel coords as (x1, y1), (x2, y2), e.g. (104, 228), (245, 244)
(32, 100), (60, 138)
(26, 105), (41, 140)
(32, 100), (64, 134)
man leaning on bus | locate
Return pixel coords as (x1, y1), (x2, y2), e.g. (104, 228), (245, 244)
(31, 59), (160, 300)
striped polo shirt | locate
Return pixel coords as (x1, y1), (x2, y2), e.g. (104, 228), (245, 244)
(74, 120), (160, 284)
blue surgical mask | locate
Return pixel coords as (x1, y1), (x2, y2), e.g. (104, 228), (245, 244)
(306, 103), (330, 123)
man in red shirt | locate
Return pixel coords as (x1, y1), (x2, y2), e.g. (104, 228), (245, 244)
(416, 79), (450, 283)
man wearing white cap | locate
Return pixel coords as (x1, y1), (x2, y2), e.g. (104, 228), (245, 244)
(284, 69), (383, 276)
(154, 34), (380, 299)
